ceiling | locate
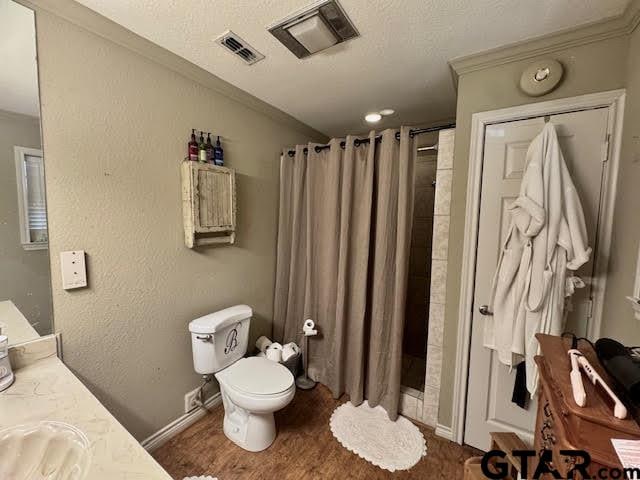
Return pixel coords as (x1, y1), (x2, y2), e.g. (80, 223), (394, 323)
(74, 0), (629, 136)
(0, 0), (39, 117)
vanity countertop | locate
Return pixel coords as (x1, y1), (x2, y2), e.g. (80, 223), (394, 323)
(0, 300), (40, 345)
(0, 342), (172, 480)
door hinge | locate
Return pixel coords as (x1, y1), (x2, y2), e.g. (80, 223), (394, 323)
(586, 299), (594, 319)
(603, 133), (611, 163)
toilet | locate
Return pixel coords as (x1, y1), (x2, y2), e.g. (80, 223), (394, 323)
(189, 305), (295, 452)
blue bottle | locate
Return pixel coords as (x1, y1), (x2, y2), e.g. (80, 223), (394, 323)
(213, 136), (224, 166)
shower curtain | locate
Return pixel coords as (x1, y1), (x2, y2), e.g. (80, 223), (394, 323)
(273, 127), (416, 420)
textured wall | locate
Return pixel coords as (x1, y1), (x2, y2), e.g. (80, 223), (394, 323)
(440, 35), (630, 427)
(601, 23), (640, 341)
(0, 109), (52, 336)
(35, 10), (324, 440)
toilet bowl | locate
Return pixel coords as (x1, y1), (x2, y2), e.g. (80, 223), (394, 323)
(189, 305), (296, 452)
(215, 357), (295, 451)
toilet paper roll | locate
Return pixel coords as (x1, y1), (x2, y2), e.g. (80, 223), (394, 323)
(282, 342), (300, 362)
(255, 336), (272, 353)
(303, 319), (318, 336)
(266, 345), (282, 362)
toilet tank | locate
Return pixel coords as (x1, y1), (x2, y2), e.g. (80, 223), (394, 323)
(189, 305), (252, 375)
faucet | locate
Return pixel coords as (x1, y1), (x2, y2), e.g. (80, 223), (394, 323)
(0, 335), (14, 392)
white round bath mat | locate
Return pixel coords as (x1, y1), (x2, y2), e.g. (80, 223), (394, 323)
(329, 401), (427, 472)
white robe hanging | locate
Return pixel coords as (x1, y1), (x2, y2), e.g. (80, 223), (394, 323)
(483, 123), (591, 394)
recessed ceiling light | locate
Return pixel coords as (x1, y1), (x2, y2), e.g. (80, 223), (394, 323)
(379, 108), (395, 116)
(365, 113), (382, 123)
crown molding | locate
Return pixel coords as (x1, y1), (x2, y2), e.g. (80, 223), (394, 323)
(15, 0), (327, 141)
(450, 0), (640, 79)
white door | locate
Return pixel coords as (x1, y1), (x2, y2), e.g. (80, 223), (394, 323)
(464, 107), (611, 450)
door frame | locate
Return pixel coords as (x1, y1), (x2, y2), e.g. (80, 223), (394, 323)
(451, 89), (626, 445)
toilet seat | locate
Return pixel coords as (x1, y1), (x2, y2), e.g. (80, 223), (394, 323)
(220, 357), (294, 397)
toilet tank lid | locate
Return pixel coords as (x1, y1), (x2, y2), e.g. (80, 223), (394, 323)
(189, 305), (252, 334)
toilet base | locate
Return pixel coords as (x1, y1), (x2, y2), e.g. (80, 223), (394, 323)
(222, 408), (276, 452)
(219, 388), (277, 452)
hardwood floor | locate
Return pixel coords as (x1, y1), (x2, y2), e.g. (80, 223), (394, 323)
(153, 384), (481, 479)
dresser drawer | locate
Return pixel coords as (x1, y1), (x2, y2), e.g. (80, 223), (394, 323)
(535, 388), (576, 478)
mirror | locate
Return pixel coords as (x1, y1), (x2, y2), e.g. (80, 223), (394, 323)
(0, 0), (52, 344)
(629, 242), (640, 320)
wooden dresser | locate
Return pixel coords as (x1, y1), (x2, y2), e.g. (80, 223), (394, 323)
(535, 334), (640, 477)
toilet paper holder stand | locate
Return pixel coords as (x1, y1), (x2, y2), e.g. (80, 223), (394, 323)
(296, 319), (318, 390)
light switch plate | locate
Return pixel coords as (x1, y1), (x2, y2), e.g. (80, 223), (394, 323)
(60, 250), (87, 290)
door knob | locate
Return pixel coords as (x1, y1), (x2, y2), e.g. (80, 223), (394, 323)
(479, 305), (493, 316)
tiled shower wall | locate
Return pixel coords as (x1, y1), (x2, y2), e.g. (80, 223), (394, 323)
(401, 150), (437, 390)
(399, 128), (455, 426)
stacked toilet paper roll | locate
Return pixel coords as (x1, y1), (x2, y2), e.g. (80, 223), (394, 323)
(255, 336), (272, 353)
(255, 335), (300, 365)
(266, 342), (283, 362)
(282, 343), (300, 362)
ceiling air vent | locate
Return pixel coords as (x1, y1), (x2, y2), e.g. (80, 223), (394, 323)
(215, 30), (265, 65)
(268, 0), (358, 59)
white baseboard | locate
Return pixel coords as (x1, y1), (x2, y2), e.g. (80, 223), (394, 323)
(435, 423), (454, 442)
(141, 392), (222, 452)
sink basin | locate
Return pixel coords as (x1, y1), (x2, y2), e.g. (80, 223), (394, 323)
(0, 421), (91, 480)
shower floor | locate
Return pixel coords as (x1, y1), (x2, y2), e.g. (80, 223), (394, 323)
(401, 353), (426, 391)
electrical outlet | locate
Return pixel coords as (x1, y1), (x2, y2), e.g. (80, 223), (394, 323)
(184, 387), (201, 413)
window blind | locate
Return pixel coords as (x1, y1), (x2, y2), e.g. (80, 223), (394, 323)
(23, 154), (47, 242)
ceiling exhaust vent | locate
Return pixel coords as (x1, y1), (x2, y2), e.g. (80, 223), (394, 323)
(268, 0), (358, 59)
(215, 30), (265, 65)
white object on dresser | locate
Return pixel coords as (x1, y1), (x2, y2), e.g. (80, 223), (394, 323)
(611, 439), (640, 471)
(568, 348), (627, 419)
(181, 161), (236, 248)
(60, 250), (87, 289)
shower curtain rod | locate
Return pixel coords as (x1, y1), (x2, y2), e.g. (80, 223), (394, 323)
(286, 122), (455, 157)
